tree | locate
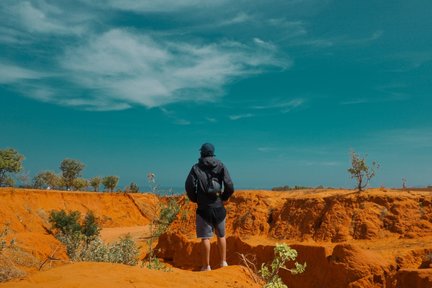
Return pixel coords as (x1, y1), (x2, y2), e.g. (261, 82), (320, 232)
(0, 148), (24, 187)
(33, 171), (61, 189)
(348, 151), (379, 191)
(102, 176), (119, 192)
(89, 177), (102, 192)
(60, 159), (85, 190)
(72, 178), (88, 191)
(125, 182), (139, 193)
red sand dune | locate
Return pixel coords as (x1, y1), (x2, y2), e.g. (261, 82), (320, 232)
(1, 187), (432, 287)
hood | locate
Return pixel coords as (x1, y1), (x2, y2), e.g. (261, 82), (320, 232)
(198, 156), (221, 172)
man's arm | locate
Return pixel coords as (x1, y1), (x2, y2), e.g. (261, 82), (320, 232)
(221, 164), (234, 201)
(185, 167), (198, 203)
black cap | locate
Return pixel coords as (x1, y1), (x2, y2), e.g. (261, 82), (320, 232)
(200, 143), (215, 156)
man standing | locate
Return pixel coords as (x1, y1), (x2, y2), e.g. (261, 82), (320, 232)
(185, 143), (234, 271)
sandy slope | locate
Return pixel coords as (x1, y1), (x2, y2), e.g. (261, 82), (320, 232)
(1, 187), (432, 287)
(0, 262), (259, 288)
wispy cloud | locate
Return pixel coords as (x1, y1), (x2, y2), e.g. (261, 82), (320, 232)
(0, 1), (297, 111)
(0, 63), (44, 83)
(54, 29), (285, 110)
(219, 12), (252, 26)
(371, 128), (432, 149)
(1, 1), (90, 36)
(82, 0), (228, 13)
(257, 147), (278, 153)
(229, 113), (254, 120)
(340, 94), (408, 105)
(252, 98), (304, 112)
(286, 30), (383, 49)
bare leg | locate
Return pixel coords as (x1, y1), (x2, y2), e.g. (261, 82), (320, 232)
(201, 238), (211, 269)
(217, 236), (227, 266)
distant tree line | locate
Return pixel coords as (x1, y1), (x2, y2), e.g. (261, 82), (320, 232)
(0, 148), (140, 193)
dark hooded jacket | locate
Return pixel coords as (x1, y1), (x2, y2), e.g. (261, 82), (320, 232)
(185, 156), (234, 225)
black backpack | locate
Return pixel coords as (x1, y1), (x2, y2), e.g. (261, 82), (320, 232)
(193, 166), (222, 195)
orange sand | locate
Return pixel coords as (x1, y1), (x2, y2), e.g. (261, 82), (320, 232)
(0, 262), (259, 288)
(1, 187), (432, 288)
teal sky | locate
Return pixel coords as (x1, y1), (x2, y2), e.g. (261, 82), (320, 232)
(1, 1), (431, 190)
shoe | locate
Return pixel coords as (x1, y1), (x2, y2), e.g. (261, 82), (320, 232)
(200, 265), (211, 271)
(220, 261), (228, 267)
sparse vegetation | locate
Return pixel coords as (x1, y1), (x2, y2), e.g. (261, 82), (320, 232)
(102, 176), (119, 192)
(259, 243), (306, 288)
(142, 173), (179, 270)
(89, 177), (102, 192)
(49, 209), (138, 265)
(60, 159), (85, 190)
(0, 224), (34, 283)
(239, 244), (306, 288)
(0, 148), (24, 187)
(271, 185), (312, 191)
(348, 151), (379, 192)
(33, 171), (61, 189)
(72, 178), (88, 191)
(125, 182), (139, 193)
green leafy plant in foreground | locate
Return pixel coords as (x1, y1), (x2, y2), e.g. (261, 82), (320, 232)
(259, 243), (306, 288)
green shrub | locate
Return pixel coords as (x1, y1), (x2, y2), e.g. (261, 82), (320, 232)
(107, 234), (138, 265)
(49, 210), (138, 265)
(49, 210), (81, 235)
(259, 243), (306, 288)
(81, 211), (100, 240)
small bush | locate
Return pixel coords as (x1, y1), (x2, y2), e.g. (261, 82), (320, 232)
(81, 211), (100, 240)
(259, 243), (306, 288)
(107, 234), (138, 265)
(49, 210), (81, 235)
(0, 224), (37, 283)
(49, 210), (138, 265)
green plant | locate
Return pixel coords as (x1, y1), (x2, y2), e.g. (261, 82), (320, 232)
(107, 234), (138, 265)
(49, 209), (138, 265)
(0, 148), (24, 187)
(49, 210), (82, 235)
(60, 159), (85, 190)
(0, 225), (14, 252)
(125, 182), (139, 193)
(71, 178), (88, 191)
(142, 172), (179, 270)
(89, 177), (102, 192)
(81, 211), (100, 240)
(348, 151), (379, 192)
(259, 243), (306, 288)
(102, 176), (119, 192)
(33, 171), (61, 189)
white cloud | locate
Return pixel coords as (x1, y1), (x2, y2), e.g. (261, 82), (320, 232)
(10, 1), (86, 35)
(253, 38), (276, 50)
(229, 113), (254, 120)
(206, 117), (217, 123)
(219, 12), (252, 26)
(252, 98), (304, 112)
(268, 19), (307, 39)
(0, 63), (44, 83)
(83, 0), (228, 13)
(56, 29), (285, 110)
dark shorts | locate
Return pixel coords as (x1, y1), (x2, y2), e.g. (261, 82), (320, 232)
(196, 214), (226, 238)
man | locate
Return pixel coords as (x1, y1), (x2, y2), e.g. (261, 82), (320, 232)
(185, 143), (234, 271)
